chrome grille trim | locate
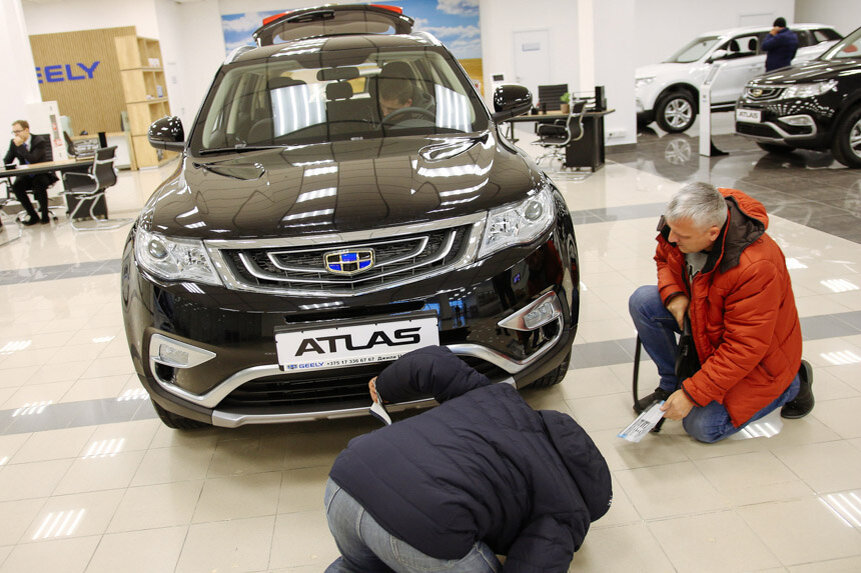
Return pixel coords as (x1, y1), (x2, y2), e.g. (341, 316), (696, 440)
(235, 230), (457, 286)
(265, 235), (429, 273)
(743, 86), (784, 101)
(205, 213), (486, 297)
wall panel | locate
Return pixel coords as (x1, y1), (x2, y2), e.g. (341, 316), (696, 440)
(29, 26), (136, 135)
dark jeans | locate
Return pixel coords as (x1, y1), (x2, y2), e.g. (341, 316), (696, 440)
(324, 478), (501, 573)
(629, 285), (800, 443)
(12, 173), (52, 218)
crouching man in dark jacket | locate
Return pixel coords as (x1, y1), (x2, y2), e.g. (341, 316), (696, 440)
(325, 345), (612, 573)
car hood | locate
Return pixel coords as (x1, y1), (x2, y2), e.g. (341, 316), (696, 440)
(751, 58), (860, 84)
(636, 62), (682, 78)
(142, 131), (540, 240)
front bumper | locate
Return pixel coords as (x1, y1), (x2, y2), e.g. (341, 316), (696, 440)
(734, 97), (836, 148)
(122, 219), (580, 427)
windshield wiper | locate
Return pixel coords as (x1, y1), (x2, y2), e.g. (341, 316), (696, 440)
(198, 145), (282, 155)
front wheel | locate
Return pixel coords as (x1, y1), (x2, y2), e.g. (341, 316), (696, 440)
(151, 399), (209, 430)
(530, 350), (571, 389)
(831, 106), (861, 168)
(655, 91), (696, 133)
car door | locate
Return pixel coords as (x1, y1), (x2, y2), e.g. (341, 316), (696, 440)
(709, 33), (766, 105)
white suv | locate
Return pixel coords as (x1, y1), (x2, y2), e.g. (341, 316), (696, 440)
(636, 24), (840, 133)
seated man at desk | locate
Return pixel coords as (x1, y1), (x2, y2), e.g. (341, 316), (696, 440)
(4, 119), (58, 225)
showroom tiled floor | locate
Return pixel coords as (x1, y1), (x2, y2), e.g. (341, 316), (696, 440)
(1, 125), (861, 572)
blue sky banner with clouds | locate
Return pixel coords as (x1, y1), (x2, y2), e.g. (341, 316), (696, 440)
(220, 1), (481, 60)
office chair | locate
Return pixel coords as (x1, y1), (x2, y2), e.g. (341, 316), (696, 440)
(0, 179), (23, 245)
(536, 84), (568, 112)
(61, 146), (131, 231)
(533, 99), (587, 166)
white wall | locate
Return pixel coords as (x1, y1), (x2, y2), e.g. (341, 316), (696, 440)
(2, 0), (41, 133)
(22, 0), (159, 37)
(633, 0), (795, 69)
(795, 0), (860, 36)
(594, 0), (636, 146)
(479, 0), (580, 95)
(155, 0), (224, 131)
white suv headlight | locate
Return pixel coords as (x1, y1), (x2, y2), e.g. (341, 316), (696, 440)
(134, 227), (221, 285)
(780, 80), (837, 99)
(479, 185), (556, 259)
(635, 77), (655, 89)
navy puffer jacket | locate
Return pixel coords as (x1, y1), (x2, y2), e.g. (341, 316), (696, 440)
(329, 346), (612, 572)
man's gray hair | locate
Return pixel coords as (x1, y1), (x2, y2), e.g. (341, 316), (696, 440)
(665, 182), (727, 229)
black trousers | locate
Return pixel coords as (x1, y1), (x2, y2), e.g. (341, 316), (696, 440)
(11, 174), (53, 219)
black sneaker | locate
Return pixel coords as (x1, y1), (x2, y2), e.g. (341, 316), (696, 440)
(634, 387), (672, 414)
(22, 216), (40, 226)
(40, 215), (51, 224)
(781, 360), (814, 419)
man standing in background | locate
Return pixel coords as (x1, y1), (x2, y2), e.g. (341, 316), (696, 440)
(762, 17), (799, 71)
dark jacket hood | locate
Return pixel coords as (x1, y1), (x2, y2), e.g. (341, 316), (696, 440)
(538, 409), (612, 522)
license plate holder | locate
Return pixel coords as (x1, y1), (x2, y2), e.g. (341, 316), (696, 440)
(736, 108), (762, 123)
(275, 312), (439, 372)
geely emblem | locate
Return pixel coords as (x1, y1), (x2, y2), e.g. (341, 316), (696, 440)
(324, 249), (375, 276)
(750, 88), (763, 97)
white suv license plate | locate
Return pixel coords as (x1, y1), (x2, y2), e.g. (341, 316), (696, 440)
(275, 316), (440, 372)
(736, 108), (761, 123)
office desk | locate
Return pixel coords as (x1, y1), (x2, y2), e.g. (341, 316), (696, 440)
(504, 109), (615, 171)
(1, 157), (97, 221)
(0, 158), (91, 180)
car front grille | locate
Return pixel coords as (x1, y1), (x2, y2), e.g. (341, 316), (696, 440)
(211, 220), (478, 296)
(736, 122), (781, 138)
(743, 86), (784, 101)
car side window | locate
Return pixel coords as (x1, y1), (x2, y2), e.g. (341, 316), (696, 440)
(796, 30), (812, 48)
(813, 29), (840, 43)
(722, 35), (758, 59)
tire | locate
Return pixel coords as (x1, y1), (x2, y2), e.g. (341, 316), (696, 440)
(831, 106), (861, 168)
(530, 350), (571, 389)
(151, 399), (209, 430)
(756, 142), (797, 155)
(655, 91), (696, 133)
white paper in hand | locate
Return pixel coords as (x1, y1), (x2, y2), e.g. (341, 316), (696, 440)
(369, 399), (392, 426)
(618, 401), (665, 442)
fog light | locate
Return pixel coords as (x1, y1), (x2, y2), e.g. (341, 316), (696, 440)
(781, 115), (814, 127)
(149, 334), (216, 369)
(498, 291), (563, 331)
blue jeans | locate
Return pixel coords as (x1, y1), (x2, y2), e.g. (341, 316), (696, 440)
(324, 478), (501, 573)
(629, 285), (800, 443)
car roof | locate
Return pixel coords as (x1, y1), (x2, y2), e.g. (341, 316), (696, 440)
(698, 23), (836, 38)
(227, 31), (443, 65)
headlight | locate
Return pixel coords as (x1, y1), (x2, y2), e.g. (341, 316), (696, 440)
(780, 80), (837, 99)
(635, 77), (655, 89)
(479, 185), (556, 259)
(134, 227), (221, 285)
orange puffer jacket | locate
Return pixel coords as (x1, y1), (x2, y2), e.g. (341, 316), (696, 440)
(655, 188), (802, 426)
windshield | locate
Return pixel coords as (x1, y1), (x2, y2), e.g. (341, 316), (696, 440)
(820, 26), (861, 60)
(190, 45), (488, 152)
(666, 36), (720, 63)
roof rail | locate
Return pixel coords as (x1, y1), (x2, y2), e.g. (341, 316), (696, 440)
(224, 44), (255, 65)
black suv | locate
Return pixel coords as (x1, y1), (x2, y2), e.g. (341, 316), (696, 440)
(735, 25), (861, 167)
(122, 5), (580, 429)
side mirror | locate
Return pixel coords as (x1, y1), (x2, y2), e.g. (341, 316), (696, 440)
(709, 49), (728, 62)
(148, 116), (185, 151)
(491, 84), (533, 121)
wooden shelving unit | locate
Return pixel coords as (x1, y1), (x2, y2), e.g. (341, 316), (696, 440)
(115, 35), (176, 169)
